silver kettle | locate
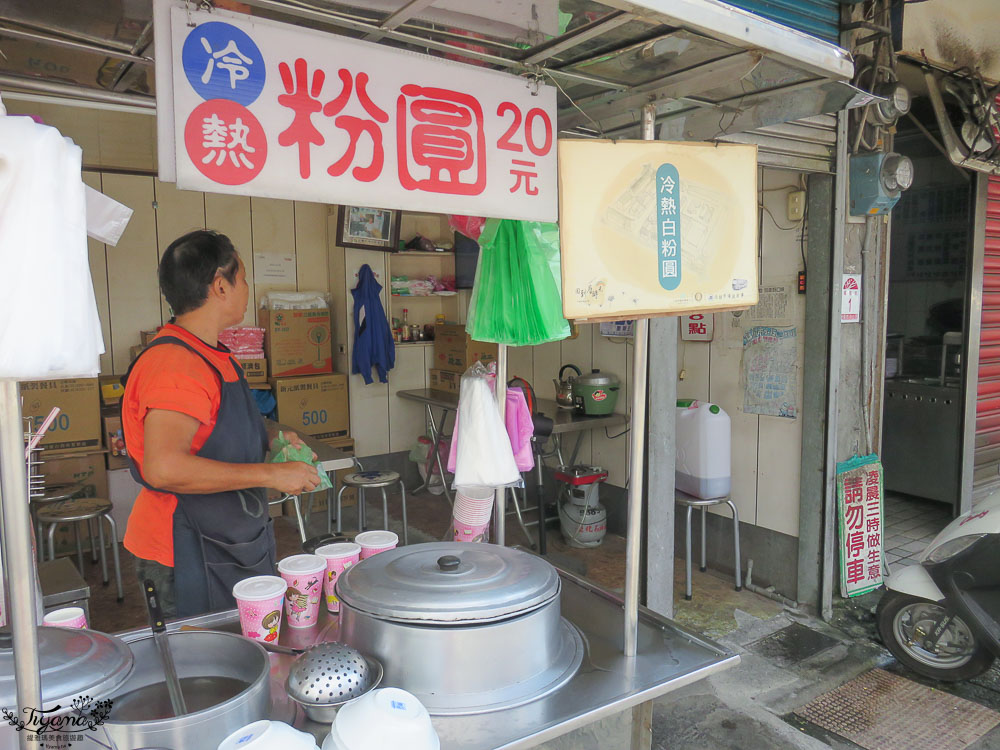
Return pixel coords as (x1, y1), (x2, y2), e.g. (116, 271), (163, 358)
(554, 364), (581, 409)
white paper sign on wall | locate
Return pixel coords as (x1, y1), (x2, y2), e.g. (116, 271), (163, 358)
(680, 313), (714, 341)
(841, 274), (862, 324)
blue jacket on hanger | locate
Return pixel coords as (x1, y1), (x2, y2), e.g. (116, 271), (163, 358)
(351, 263), (395, 384)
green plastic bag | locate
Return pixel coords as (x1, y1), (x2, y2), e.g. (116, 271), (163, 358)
(269, 431), (333, 491)
(466, 219), (570, 346)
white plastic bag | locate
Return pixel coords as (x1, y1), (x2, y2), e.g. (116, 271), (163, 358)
(451, 363), (520, 490)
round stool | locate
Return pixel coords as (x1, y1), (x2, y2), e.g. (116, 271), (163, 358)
(332, 471), (408, 546)
(36, 497), (124, 602)
(30, 483), (87, 564)
(675, 490), (742, 601)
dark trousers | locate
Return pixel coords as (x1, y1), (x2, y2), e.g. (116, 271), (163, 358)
(134, 555), (176, 619)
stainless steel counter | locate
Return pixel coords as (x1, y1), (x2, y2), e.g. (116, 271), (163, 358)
(117, 566), (738, 750)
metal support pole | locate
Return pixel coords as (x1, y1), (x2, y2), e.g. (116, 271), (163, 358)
(0, 381), (42, 748)
(624, 102), (657, 657)
(493, 344), (508, 547)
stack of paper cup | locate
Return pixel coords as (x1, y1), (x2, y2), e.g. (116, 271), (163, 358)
(451, 486), (495, 543)
(316, 542), (361, 613)
(278, 555), (327, 628)
(233, 576), (288, 644)
(355, 530), (399, 559)
(42, 607), (87, 629)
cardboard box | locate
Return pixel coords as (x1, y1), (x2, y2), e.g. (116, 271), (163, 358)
(102, 411), (129, 471)
(301, 437), (357, 513)
(20, 379), (101, 453)
(98, 375), (124, 406)
(129, 345), (146, 362)
(238, 358), (268, 384)
(432, 324), (498, 373)
(140, 329), (161, 346)
(272, 373), (349, 441)
(38, 450), (109, 499)
(259, 308), (333, 377)
(428, 369), (460, 394)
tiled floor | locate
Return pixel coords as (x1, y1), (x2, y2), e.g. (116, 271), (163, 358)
(884, 491), (952, 572)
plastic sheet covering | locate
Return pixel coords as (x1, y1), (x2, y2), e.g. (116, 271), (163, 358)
(0, 115), (104, 379)
(451, 362), (520, 490)
(466, 219), (570, 346)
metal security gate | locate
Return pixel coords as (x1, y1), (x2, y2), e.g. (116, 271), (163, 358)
(720, 114), (838, 173)
(973, 175), (1000, 497)
(722, 0), (841, 44)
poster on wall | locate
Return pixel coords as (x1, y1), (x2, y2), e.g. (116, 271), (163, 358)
(742, 326), (797, 418)
(836, 454), (884, 598)
(559, 140), (758, 321)
(156, 1), (557, 221)
(681, 313), (714, 341)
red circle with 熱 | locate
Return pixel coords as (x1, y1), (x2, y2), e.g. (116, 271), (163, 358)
(184, 99), (267, 186)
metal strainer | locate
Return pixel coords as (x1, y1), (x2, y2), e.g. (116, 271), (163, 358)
(285, 642), (383, 722)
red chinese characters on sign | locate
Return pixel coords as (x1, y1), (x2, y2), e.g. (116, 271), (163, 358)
(397, 84), (486, 195)
(495, 102), (554, 195)
(277, 58), (325, 179)
(840, 463), (884, 594)
(184, 99), (267, 185)
(325, 69), (389, 182)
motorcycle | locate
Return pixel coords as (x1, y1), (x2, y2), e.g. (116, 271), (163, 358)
(877, 492), (1000, 681)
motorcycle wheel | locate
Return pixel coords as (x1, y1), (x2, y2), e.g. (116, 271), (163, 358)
(876, 591), (994, 681)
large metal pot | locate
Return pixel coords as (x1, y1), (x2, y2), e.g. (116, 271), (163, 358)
(336, 542), (583, 716)
(0, 627), (135, 750)
(101, 630), (270, 749)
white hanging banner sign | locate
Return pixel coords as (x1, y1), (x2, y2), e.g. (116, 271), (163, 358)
(163, 5), (557, 221)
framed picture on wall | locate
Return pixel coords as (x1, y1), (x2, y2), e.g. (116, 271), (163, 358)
(336, 205), (401, 251)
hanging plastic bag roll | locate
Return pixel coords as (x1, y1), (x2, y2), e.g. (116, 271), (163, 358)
(466, 219), (570, 346)
(450, 363), (521, 490)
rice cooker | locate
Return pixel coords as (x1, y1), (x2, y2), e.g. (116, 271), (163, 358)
(572, 369), (620, 416)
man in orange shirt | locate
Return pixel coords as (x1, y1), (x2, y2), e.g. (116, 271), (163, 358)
(123, 230), (320, 617)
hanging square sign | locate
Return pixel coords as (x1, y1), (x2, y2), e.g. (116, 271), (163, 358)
(559, 140), (758, 322)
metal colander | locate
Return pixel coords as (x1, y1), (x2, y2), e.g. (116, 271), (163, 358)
(285, 642), (383, 722)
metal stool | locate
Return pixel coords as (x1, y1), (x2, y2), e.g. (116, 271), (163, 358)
(30, 483), (87, 564)
(36, 497), (124, 602)
(675, 490), (741, 601)
(333, 471), (408, 546)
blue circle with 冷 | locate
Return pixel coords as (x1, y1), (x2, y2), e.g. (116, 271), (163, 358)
(182, 21), (265, 106)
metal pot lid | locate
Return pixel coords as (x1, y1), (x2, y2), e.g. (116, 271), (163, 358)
(336, 542), (560, 623)
(575, 369), (618, 387)
(0, 627), (134, 710)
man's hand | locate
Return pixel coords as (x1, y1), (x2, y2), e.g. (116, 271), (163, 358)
(282, 430), (318, 461)
(269, 461), (321, 495)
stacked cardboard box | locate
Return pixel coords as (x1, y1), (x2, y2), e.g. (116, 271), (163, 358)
(271, 373), (349, 441)
(259, 307), (333, 378)
(432, 324), (498, 374)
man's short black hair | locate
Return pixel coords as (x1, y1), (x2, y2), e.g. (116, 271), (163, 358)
(159, 230), (240, 315)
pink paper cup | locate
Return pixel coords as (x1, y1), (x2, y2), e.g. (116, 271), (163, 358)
(233, 576), (287, 644)
(356, 530), (399, 560)
(316, 542), (361, 613)
(42, 607), (87, 629)
(278, 554), (327, 628)
(451, 518), (491, 543)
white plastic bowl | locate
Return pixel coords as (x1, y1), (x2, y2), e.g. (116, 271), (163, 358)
(217, 720), (320, 750)
(321, 688), (439, 750)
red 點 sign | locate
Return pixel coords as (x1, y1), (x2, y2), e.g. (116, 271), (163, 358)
(160, 4), (557, 221)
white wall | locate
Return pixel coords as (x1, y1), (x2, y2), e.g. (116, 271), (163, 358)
(675, 168), (807, 538)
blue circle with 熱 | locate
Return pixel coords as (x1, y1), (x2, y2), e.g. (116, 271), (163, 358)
(181, 21), (265, 106)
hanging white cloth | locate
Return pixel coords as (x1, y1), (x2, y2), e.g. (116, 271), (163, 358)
(0, 114), (104, 379)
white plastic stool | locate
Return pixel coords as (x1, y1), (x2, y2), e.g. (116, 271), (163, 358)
(675, 489), (742, 601)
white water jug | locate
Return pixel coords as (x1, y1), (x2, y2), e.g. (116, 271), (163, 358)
(675, 400), (731, 499)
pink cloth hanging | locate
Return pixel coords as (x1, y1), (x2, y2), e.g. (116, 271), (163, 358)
(505, 387), (535, 472)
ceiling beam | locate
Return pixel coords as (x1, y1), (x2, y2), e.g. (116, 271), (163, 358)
(364, 0), (438, 42)
(0, 25), (153, 66)
(521, 11), (635, 65)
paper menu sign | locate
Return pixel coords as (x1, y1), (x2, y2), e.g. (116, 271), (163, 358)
(559, 140), (759, 322)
